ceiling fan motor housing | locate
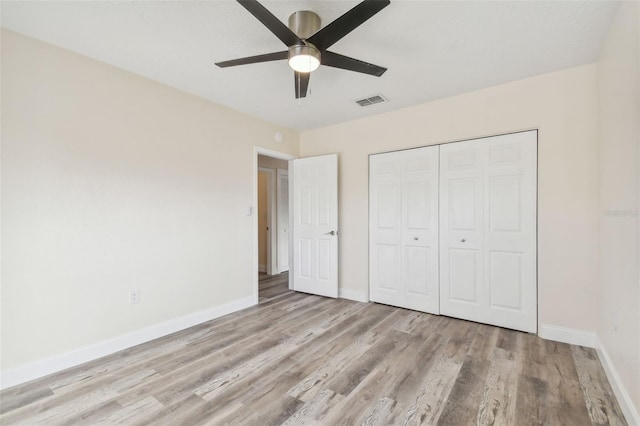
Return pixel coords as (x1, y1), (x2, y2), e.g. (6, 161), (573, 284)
(288, 11), (321, 39)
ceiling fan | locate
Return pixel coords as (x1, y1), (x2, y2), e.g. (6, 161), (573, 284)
(215, 0), (390, 99)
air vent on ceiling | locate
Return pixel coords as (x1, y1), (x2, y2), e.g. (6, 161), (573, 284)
(355, 94), (388, 107)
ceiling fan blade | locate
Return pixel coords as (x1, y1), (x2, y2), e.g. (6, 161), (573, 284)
(294, 71), (310, 99)
(215, 51), (288, 68)
(237, 0), (302, 47)
(307, 0), (390, 51)
(322, 51), (387, 77)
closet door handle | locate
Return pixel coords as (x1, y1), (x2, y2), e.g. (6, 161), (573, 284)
(460, 238), (466, 243)
(414, 237), (419, 241)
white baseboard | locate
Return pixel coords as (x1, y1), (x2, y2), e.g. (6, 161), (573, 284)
(338, 288), (368, 303)
(258, 264), (267, 273)
(0, 295), (256, 390)
(595, 336), (640, 426)
(538, 324), (597, 348)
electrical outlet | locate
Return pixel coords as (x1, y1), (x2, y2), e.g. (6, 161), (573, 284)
(130, 288), (140, 304)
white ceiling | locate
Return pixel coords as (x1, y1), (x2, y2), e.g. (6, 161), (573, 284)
(1, 0), (619, 131)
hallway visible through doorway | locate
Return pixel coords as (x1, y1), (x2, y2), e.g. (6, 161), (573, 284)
(258, 272), (289, 303)
(257, 154), (290, 276)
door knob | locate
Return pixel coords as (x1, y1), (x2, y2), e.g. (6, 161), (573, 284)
(414, 237), (419, 240)
(325, 230), (337, 236)
(460, 238), (466, 242)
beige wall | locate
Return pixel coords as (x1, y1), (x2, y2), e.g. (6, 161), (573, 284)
(1, 30), (299, 371)
(301, 64), (600, 333)
(597, 1), (640, 414)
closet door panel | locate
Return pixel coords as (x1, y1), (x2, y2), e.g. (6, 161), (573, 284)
(484, 132), (537, 332)
(440, 131), (537, 333)
(401, 148), (439, 313)
(439, 142), (484, 320)
(370, 152), (403, 304)
(370, 146), (439, 314)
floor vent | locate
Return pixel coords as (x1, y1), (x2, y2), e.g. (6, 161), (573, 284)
(356, 94), (388, 107)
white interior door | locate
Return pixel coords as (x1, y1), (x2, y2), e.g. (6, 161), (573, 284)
(439, 131), (537, 333)
(370, 146), (440, 314)
(291, 154), (338, 298)
(276, 169), (289, 273)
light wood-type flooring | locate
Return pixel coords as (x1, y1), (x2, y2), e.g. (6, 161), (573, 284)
(0, 272), (626, 425)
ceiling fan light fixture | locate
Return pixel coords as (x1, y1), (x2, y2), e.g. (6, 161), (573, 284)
(288, 44), (321, 73)
(215, 0), (390, 98)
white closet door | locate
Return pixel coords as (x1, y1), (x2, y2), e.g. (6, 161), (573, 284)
(440, 131), (537, 333)
(370, 146), (440, 314)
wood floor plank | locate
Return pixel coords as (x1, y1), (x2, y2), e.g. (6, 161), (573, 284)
(467, 323), (500, 360)
(327, 330), (410, 397)
(547, 377), (594, 426)
(515, 374), (548, 425)
(93, 396), (163, 425)
(436, 356), (491, 425)
(571, 345), (627, 425)
(362, 395), (396, 426)
(0, 385), (53, 415)
(400, 357), (463, 425)
(381, 333), (449, 424)
(476, 348), (519, 425)
(286, 338), (374, 403)
(59, 400), (123, 426)
(439, 319), (481, 363)
(282, 388), (344, 425)
(320, 368), (396, 425)
(0, 272), (627, 425)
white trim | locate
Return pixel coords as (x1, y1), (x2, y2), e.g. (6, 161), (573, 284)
(595, 336), (640, 426)
(256, 147), (296, 161)
(339, 288), (368, 303)
(538, 324), (597, 348)
(0, 295), (255, 390)
(258, 167), (277, 275)
(276, 168), (290, 274)
(288, 159), (294, 290)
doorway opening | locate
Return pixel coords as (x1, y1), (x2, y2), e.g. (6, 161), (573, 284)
(254, 147), (295, 303)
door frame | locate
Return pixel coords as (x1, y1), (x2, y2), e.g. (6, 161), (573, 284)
(257, 167), (277, 275)
(276, 168), (290, 274)
(253, 147), (296, 304)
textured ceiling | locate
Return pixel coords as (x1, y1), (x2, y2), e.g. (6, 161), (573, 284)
(1, 1), (619, 131)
